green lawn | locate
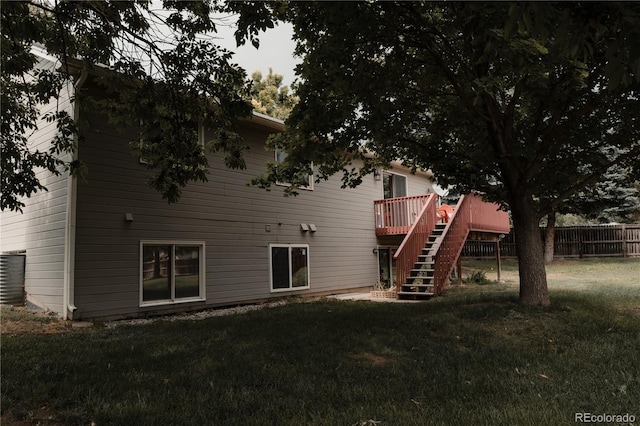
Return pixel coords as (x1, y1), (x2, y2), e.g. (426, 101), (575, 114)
(1, 258), (639, 425)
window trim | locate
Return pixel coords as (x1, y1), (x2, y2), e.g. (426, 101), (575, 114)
(139, 240), (206, 307)
(268, 243), (311, 293)
(274, 147), (314, 190)
(197, 121), (206, 147)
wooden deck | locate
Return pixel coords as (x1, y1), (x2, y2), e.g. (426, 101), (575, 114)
(387, 193), (511, 300)
(374, 193), (510, 236)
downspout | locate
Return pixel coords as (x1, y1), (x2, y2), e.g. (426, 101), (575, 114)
(63, 65), (87, 319)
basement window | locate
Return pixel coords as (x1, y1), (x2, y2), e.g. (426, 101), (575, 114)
(140, 241), (205, 306)
(269, 244), (310, 292)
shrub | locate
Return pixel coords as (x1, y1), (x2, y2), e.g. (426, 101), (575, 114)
(464, 270), (492, 285)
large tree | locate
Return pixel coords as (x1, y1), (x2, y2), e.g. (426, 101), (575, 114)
(252, 2), (640, 305)
(1, 0), (273, 212)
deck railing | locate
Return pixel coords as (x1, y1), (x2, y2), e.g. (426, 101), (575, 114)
(466, 193), (511, 234)
(392, 193), (438, 288)
(374, 194), (433, 235)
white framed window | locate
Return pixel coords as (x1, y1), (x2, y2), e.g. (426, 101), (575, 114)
(275, 147), (314, 190)
(269, 244), (310, 292)
(140, 241), (206, 306)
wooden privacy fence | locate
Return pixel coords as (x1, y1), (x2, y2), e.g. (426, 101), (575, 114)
(462, 224), (640, 258)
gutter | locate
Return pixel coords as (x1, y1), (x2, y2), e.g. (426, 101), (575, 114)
(240, 111), (285, 132)
(62, 65), (87, 319)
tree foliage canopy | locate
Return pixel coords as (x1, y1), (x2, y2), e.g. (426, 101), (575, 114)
(261, 2), (640, 205)
(558, 167), (640, 224)
(255, 2), (640, 305)
(1, 0), (272, 212)
(249, 68), (298, 121)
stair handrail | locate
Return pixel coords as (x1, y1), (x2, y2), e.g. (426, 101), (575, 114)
(431, 195), (472, 295)
(393, 193), (438, 290)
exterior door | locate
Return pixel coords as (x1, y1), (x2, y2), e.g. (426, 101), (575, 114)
(383, 172), (407, 199)
(383, 173), (409, 227)
(377, 247), (397, 288)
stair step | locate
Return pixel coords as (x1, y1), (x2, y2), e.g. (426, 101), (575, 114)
(408, 277), (434, 283)
(411, 271), (433, 277)
(408, 270), (434, 276)
(406, 278), (434, 285)
(406, 277), (433, 283)
(410, 268), (434, 273)
(406, 275), (433, 281)
(401, 283), (434, 290)
(409, 268), (434, 273)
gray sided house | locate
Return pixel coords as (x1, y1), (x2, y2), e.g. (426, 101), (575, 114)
(1, 54), (441, 320)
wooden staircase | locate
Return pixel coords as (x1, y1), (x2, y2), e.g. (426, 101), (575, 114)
(391, 193), (511, 301)
(397, 223), (446, 299)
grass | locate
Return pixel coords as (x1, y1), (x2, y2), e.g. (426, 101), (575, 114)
(2, 258), (639, 425)
(0, 305), (55, 323)
(462, 257), (640, 310)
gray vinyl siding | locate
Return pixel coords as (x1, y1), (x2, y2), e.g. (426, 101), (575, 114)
(0, 56), (73, 314)
(73, 113), (432, 319)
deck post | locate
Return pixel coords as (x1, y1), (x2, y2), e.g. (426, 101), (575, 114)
(496, 239), (502, 282)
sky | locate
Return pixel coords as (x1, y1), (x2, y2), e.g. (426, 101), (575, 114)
(214, 20), (299, 88)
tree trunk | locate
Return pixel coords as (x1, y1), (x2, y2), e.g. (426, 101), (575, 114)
(510, 195), (550, 306)
(544, 210), (556, 264)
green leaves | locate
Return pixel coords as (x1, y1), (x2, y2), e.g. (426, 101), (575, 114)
(269, 2), (639, 213)
(1, 0), (276, 211)
(249, 68), (298, 120)
(227, 1), (276, 49)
